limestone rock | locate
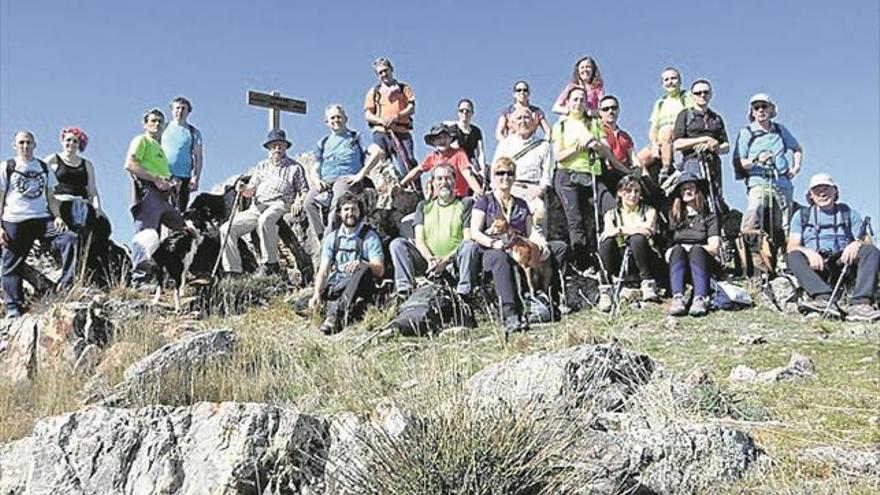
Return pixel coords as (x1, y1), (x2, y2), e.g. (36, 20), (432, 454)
(0, 402), (325, 494)
(0, 316), (40, 383)
(95, 329), (236, 407)
(466, 344), (656, 416)
(729, 352), (816, 384)
(803, 446), (880, 475)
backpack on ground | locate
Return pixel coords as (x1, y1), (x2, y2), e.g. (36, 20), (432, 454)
(395, 283), (474, 336)
(710, 280), (752, 311)
(562, 272), (600, 313)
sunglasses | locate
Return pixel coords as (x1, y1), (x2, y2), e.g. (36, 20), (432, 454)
(494, 170), (515, 177)
(752, 103), (770, 111)
(458, 108), (472, 113)
(16, 140), (33, 145)
(692, 90), (711, 96)
(600, 105), (619, 112)
(514, 88), (529, 93)
(65, 137), (80, 142)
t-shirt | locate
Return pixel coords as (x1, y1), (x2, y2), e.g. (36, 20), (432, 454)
(414, 197), (472, 258)
(492, 135), (553, 187)
(552, 114), (606, 175)
(603, 124), (635, 165)
(316, 131), (364, 182)
(649, 91), (694, 131)
(0, 158), (57, 222)
(499, 104), (546, 137)
(364, 81), (415, 133)
(672, 107), (728, 160)
(474, 193), (531, 235)
(790, 203), (864, 254)
(419, 148), (472, 198)
(128, 134), (170, 179)
(671, 207), (720, 245)
(320, 222), (384, 284)
(734, 122), (800, 190)
(455, 124), (483, 162)
(554, 82), (604, 113)
(161, 122), (202, 178)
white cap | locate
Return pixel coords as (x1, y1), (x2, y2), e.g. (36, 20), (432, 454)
(749, 93), (774, 106)
(809, 173), (837, 190)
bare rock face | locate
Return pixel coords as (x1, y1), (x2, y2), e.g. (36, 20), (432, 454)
(802, 446), (880, 476)
(0, 402), (326, 495)
(466, 344), (657, 415)
(93, 329), (236, 407)
(0, 301), (112, 383)
(728, 352), (816, 384)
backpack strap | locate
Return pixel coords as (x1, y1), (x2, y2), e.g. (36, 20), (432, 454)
(186, 123), (198, 166)
(511, 138), (545, 161)
(330, 224), (373, 271)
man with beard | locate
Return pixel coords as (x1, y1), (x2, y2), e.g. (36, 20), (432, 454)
(390, 164), (478, 299)
(309, 192), (385, 334)
(220, 129), (308, 277)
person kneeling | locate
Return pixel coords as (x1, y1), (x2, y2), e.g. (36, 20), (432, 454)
(390, 163), (478, 300)
(666, 172), (721, 317)
(309, 193), (385, 334)
(597, 175), (661, 312)
(470, 158), (567, 333)
(787, 173), (879, 322)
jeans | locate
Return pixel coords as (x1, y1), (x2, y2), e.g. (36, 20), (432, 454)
(668, 244), (717, 298)
(325, 263), (376, 325)
(389, 238), (478, 294)
(2, 217), (78, 312)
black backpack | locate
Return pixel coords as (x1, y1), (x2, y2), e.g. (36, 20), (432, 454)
(4, 158), (51, 214)
(732, 123), (783, 181)
(395, 283), (474, 336)
(798, 204), (853, 253)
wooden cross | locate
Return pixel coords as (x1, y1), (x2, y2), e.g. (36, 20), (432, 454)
(247, 90), (307, 130)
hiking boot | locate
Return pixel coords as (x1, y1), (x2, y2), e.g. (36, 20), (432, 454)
(846, 303), (880, 322)
(5, 307), (21, 319)
(668, 294), (687, 317)
(503, 313), (522, 333)
(689, 295), (709, 317)
(640, 279), (660, 302)
(597, 285), (613, 313)
(318, 313), (340, 335)
(256, 263), (282, 277)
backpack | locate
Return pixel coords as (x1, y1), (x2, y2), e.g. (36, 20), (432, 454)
(372, 82), (412, 128)
(316, 131), (366, 173)
(798, 204), (853, 253)
(395, 283), (474, 336)
(732, 123), (783, 181)
(4, 158), (51, 208)
(711, 280), (753, 311)
(330, 224), (373, 271)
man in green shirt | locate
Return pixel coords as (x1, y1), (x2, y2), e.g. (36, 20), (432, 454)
(124, 108), (186, 288)
(389, 163), (478, 298)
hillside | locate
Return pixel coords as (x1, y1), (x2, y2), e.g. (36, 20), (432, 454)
(0, 279), (878, 494)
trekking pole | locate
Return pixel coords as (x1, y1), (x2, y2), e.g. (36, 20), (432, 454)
(610, 240), (632, 318)
(823, 262), (848, 319)
(700, 153), (727, 265)
(211, 179), (244, 279)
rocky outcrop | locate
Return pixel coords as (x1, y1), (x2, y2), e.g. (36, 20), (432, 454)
(93, 329), (236, 407)
(0, 402), (325, 495)
(728, 352), (816, 384)
(802, 446), (880, 476)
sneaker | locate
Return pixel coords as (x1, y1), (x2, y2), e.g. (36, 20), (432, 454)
(668, 294), (687, 316)
(846, 304), (880, 322)
(5, 307), (21, 319)
(503, 313), (522, 333)
(597, 285), (613, 313)
(319, 313), (339, 335)
(640, 279), (660, 302)
(689, 295), (709, 317)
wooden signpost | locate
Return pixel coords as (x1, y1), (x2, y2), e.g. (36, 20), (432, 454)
(247, 90), (307, 130)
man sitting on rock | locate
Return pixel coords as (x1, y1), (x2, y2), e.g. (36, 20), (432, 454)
(390, 163), (478, 301)
(787, 173), (879, 321)
(400, 123), (483, 199)
(220, 129), (308, 277)
(1, 131), (77, 318)
(309, 192), (385, 334)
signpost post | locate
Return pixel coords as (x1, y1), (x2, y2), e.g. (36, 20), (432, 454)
(247, 90), (307, 130)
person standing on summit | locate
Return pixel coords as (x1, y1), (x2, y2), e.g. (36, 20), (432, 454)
(363, 57), (417, 179)
(161, 96), (203, 212)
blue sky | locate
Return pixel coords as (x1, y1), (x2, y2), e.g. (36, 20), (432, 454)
(2, 0), (878, 242)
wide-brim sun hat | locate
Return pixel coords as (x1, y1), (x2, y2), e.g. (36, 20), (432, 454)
(424, 123), (453, 146)
(263, 129), (292, 149)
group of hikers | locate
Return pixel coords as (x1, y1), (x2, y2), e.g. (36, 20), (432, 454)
(2, 56), (878, 332)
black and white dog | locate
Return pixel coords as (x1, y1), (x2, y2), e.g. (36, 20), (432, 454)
(151, 205), (216, 311)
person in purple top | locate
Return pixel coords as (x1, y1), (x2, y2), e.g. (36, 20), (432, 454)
(552, 55), (605, 117)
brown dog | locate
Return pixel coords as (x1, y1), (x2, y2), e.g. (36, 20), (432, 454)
(487, 217), (552, 296)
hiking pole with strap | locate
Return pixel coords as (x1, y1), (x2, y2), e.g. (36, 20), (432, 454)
(699, 152), (727, 265)
(211, 178), (244, 279)
(610, 240), (632, 318)
(591, 174), (610, 283)
(823, 216), (873, 318)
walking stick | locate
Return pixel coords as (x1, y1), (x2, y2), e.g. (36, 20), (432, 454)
(591, 175), (610, 284)
(700, 153), (727, 265)
(211, 182), (243, 279)
(610, 241), (632, 317)
(822, 216), (873, 319)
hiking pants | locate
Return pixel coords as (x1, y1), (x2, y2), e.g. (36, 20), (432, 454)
(131, 184), (186, 285)
(2, 218), (77, 312)
(787, 245), (880, 304)
(599, 234), (655, 281)
(389, 238), (478, 295)
(220, 200), (287, 272)
(554, 170), (614, 270)
(742, 182), (793, 234)
(304, 176), (361, 240)
(326, 263), (376, 323)
(478, 241), (568, 309)
(668, 244), (718, 298)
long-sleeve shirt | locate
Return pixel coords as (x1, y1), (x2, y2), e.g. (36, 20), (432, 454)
(249, 156), (308, 205)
